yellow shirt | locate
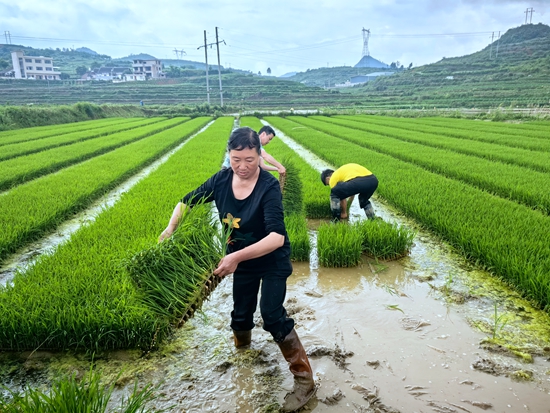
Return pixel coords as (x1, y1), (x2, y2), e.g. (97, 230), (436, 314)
(329, 163), (372, 188)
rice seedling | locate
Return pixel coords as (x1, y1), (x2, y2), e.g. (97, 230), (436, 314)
(285, 214), (311, 262)
(265, 116), (550, 311)
(354, 219), (415, 260)
(0, 117), (185, 191)
(0, 117), (232, 351)
(280, 157), (303, 216)
(0, 368), (168, 413)
(291, 116), (550, 214)
(0, 117), (209, 265)
(125, 204), (223, 324)
(318, 116), (550, 174)
(317, 222), (362, 267)
(0, 117), (137, 146)
(0, 118), (162, 162)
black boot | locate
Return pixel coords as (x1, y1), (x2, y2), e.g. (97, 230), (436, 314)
(277, 329), (315, 411)
(330, 197), (341, 222)
(363, 200), (376, 220)
(232, 329), (251, 348)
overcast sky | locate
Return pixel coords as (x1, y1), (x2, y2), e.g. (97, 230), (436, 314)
(1, 0), (548, 76)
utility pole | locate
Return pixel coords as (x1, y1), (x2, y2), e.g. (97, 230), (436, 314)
(197, 30), (211, 104)
(524, 7), (535, 24)
(215, 27), (226, 106)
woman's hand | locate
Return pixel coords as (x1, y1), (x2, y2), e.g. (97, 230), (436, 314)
(214, 253), (240, 277)
(158, 227), (174, 243)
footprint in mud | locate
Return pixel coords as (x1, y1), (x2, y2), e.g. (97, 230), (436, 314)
(308, 345), (354, 371)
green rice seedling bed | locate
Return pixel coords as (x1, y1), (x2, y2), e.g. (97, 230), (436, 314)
(0, 118), (185, 191)
(265, 116), (550, 311)
(417, 117), (550, 140)
(317, 116), (550, 174)
(284, 214), (311, 262)
(354, 219), (415, 260)
(0, 117), (139, 146)
(239, 117), (331, 219)
(0, 118), (162, 162)
(317, 222), (362, 267)
(0, 117), (209, 265)
(0, 117), (232, 351)
(290, 116), (550, 215)
(335, 115), (550, 152)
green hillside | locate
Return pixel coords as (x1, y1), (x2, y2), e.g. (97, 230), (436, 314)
(1, 23), (549, 110)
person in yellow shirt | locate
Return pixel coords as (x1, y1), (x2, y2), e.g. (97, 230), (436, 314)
(321, 163), (378, 221)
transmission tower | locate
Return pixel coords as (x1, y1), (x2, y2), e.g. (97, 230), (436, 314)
(362, 28), (371, 57)
(4, 31), (12, 44)
(524, 7), (535, 24)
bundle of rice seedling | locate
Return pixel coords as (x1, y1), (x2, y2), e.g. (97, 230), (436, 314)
(125, 205), (223, 326)
(317, 222), (362, 267)
(285, 214), (311, 262)
(354, 219), (416, 260)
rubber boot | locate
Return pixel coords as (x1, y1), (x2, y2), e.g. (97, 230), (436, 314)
(232, 329), (251, 348)
(277, 329), (316, 412)
(330, 197), (341, 222)
(363, 201), (376, 220)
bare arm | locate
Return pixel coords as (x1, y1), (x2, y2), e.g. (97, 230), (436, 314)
(260, 157), (278, 172)
(261, 148), (286, 175)
(158, 202), (187, 242)
(214, 232), (285, 277)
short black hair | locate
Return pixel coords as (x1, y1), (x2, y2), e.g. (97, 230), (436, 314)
(320, 169), (334, 185)
(258, 125), (276, 137)
(227, 127), (261, 154)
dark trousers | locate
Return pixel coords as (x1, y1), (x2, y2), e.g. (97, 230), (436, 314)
(230, 261), (295, 343)
(331, 174), (379, 208)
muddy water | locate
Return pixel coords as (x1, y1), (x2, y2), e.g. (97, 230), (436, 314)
(2, 119), (550, 412)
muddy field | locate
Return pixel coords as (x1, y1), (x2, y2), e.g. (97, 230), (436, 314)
(1, 126), (550, 412)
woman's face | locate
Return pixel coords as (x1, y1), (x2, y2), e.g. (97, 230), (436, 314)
(229, 147), (260, 179)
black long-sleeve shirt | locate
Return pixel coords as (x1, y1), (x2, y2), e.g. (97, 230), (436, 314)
(182, 168), (290, 269)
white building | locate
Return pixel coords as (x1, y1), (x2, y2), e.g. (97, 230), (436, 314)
(11, 51), (61, 80)
(132, 59), (164, 79)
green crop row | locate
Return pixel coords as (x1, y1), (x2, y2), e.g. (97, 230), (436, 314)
(0, 117), (209, 265)
(419, 116), (550, 140)
(319, 116), (550, 174)
(0, 118), (160, 162)
(0, 118), (185, 191)
(265, 116), (550, 311)
(335, 115), (550, 152)
(0, 117), (232, 351)
(238, 117), (331, 219)
(291, 116), (550, 215)
(0, 117), (139, 146)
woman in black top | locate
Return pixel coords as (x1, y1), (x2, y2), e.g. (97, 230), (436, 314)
(159, 127), (315, 412)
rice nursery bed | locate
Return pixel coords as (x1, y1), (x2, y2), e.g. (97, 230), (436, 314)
(0, 117), (233, 351)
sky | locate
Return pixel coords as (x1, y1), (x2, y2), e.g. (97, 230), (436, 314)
(1, 0), (548, 76)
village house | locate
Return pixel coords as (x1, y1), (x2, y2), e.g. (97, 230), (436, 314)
(11, 51), (61, 80)
(132, 58), (164, 79)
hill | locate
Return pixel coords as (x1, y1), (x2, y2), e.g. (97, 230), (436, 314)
(339, 23), (550, 109)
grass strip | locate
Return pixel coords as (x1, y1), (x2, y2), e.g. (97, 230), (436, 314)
(291, 116), (550, 215)
(0, 118), (184, 191)
(0, 118), (161, 161)
(319, 116), (550, 174)
(266, 116), (550, 310)
(0, 117), (231, 351)
(0, 117), (209, 265)
(0, 117), (138, 146)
